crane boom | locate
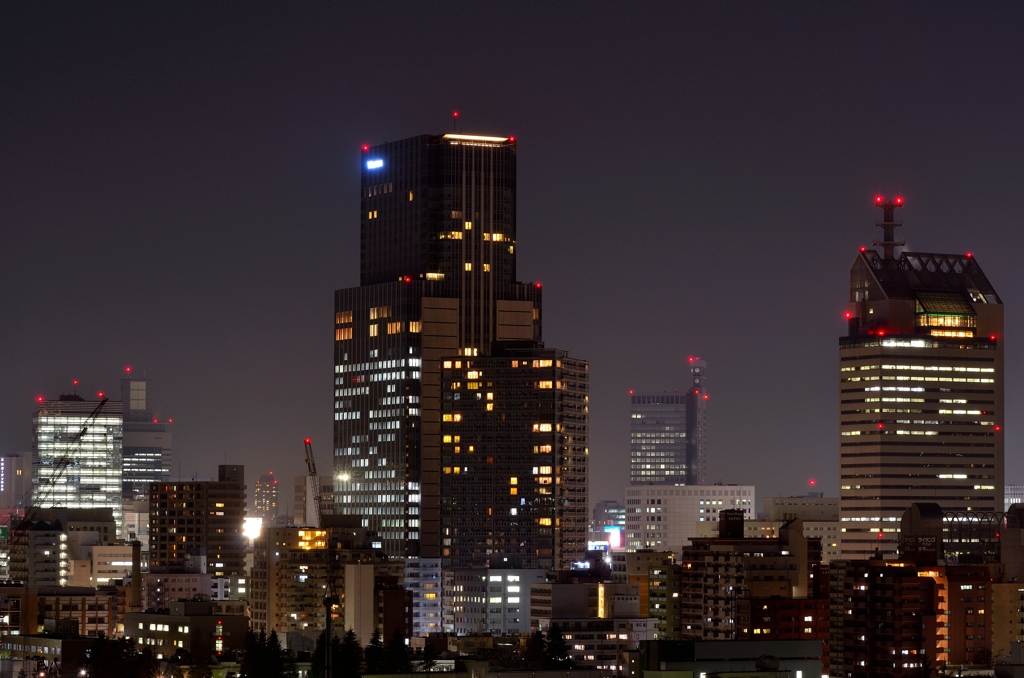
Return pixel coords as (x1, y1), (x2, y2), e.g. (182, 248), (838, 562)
(303, 438), (339, 676)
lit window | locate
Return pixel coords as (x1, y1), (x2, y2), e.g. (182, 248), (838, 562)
(539, 518), (552, 526)
(465, 263), (472, 271)
(335, 328), (353, 341)
(369, 324), (378, 337)
(465, 221), (473, 230)
(409, 321), (422, 333)
(335, 310), (353, 324)
(483, 264), (491, 272)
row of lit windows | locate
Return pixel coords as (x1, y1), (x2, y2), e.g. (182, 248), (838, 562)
(844, 376), (995, 383)
(842, 363), (994, 372)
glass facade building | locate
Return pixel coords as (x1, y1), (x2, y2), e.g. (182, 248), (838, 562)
(32, 396), (124, 535)
(839, 201), (1003, 559)
(335, 132), (562, 559)
(628, 359), (707, 486)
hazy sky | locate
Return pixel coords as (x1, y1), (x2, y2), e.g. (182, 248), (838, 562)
(3, 3), (1024, 510)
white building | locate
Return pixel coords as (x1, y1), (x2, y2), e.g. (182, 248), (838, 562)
(404, 557), (442, 637)
(484, 568), (547, 636)
(623, 484), (755, 556)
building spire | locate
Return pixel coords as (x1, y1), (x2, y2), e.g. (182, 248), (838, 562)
(873, 195), (905, 259)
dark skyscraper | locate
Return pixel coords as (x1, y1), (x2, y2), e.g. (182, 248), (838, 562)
(335, 133), (556, 558)
(628, 358), (708, 486)
(838, 198), (1003, 559)
(439, 345), (589, 570)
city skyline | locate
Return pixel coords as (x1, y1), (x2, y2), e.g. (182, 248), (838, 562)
(3, 4), (1024, 509)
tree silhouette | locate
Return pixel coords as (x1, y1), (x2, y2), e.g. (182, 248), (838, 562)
(364, 629), (386, 674)
(544, 624), (574, 669)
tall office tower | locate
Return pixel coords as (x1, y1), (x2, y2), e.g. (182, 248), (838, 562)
(148, 465), (247, 582)
(32, 395), (124, 534)
(628, 358), (708, 485)
(439, 345), (589, 570)
(120, 377), (172, 500)
(335, 132), (544, 558)
(253, 472), (280, 521)
(839, 197), (1003, 559)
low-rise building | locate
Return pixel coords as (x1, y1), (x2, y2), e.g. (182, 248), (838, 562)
(0, 585), (118, 637)
(125, 599), (248, 663)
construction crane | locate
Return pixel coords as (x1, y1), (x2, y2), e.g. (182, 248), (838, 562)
(8, 398), (108, 583)
(305, 437), (340, 677)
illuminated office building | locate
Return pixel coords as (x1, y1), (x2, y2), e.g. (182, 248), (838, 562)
(120, 377), (172, 500)
(32, 395), (124, 535)
(838, 197), (1003, 559)
(439, 345), (589, 570)
(334, 132), (552, 559)
(629, 358), (708, 485)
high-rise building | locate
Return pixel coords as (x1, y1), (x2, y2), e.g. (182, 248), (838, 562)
(32, 395), (124, 535)
(0, 453), (30, 509)
(628, 359), (707, 486)
(334, 132), (554, 559)
(253, 471), (280, 521)
(148, 465), (247, 586)
(439, 345), (589, 570)
(839, 198), (1003, 559)
(120, 377), (172, 500)
(1005, 484), (1024, 511)
(293, 475), (333, 527)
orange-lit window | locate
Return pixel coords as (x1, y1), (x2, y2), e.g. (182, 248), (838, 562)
(335, 328), (353, 341)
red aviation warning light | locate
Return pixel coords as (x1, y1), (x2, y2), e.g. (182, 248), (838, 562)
(894, 196), (903, 205)
(125, 366), (131, 373)
(878, 532), (885, 539)
(878, 423), (885, 429)
(98, 392), (104, 398)
(36, 396), (43, 402)
(809, 478), (816, 487)
(966, 252), (973, 258)
(874, 195), (883, 205)
(859, 247), (866, 253)
(304, 437), (311, 444)
(844, 311), (852, 319)
(362, 144), (368, 152)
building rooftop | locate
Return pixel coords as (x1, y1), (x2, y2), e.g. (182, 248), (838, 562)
(858, 250), (1001, 304)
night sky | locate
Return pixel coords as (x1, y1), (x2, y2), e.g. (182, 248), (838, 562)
(3, 4), (1024, 511)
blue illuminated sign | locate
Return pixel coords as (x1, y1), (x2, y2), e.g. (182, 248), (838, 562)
(366, 159), (384, 170)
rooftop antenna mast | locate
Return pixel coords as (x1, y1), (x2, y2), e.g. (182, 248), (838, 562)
(873, 195), (906, 259)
